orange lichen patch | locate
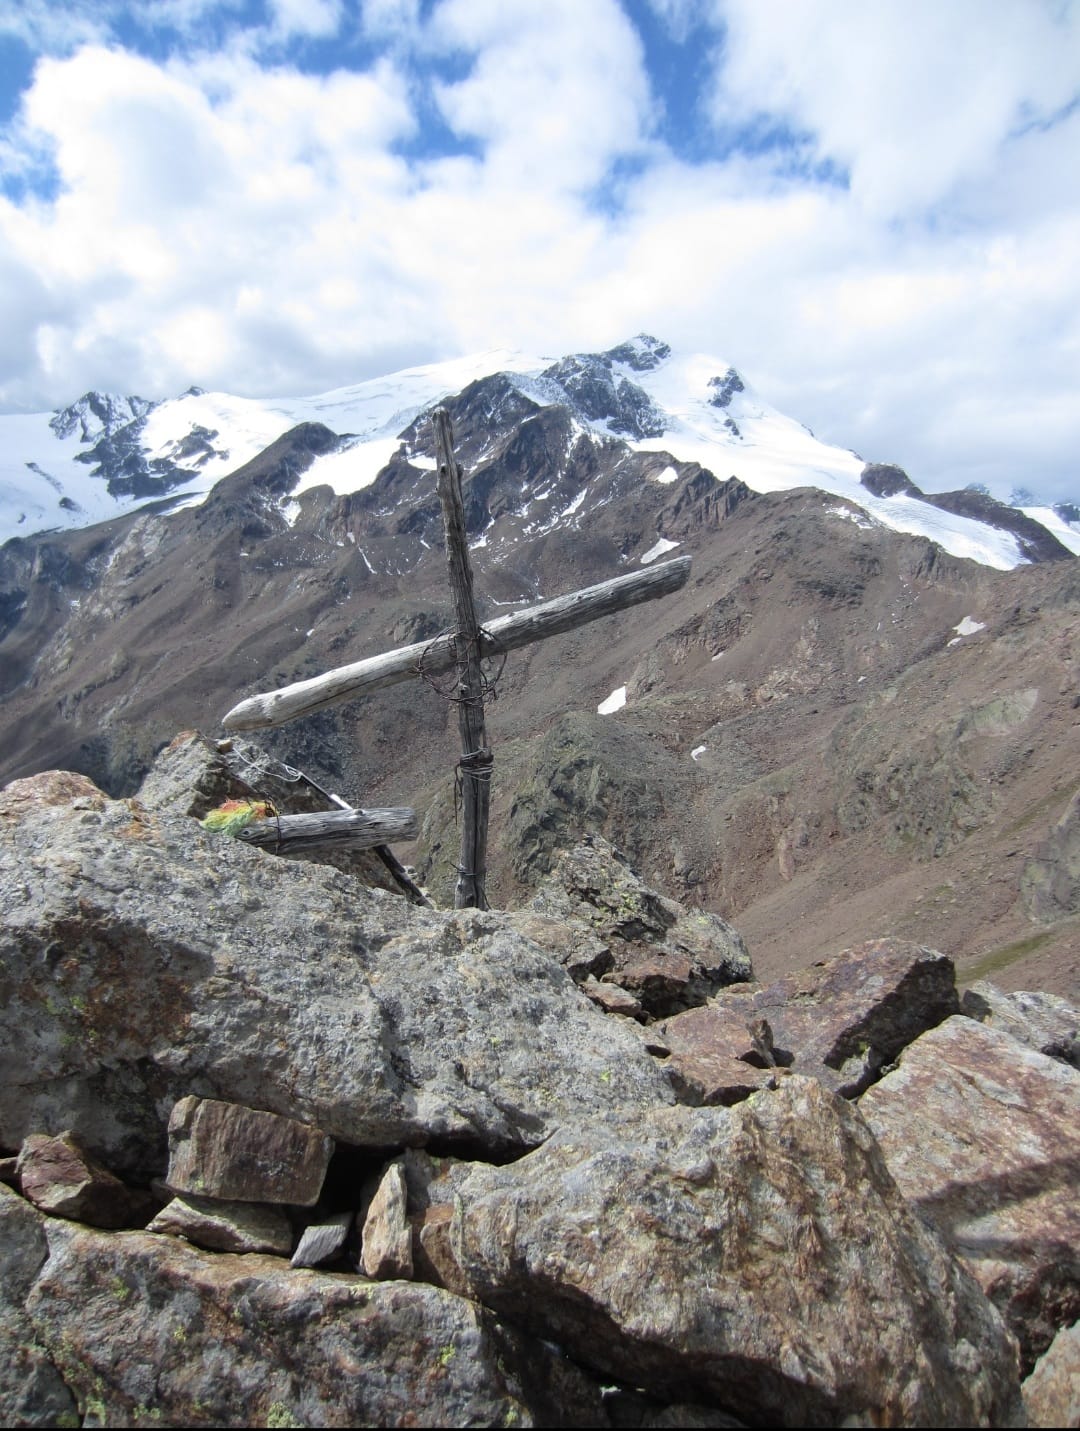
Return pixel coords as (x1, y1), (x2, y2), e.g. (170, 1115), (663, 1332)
(120, 801), (157, 841)
(0, 770), (106, 817)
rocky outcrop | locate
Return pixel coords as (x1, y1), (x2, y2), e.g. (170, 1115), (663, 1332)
(447, 1079), (1022, 1428)
(515, 835), (752, 1016)
(860, 1015), (1080, 1371)
(861, 461), (922, 498)
(661, 937), (959, 1098)
(4, 761), (1068, 1427)
(0, 770), (673, 1178)
(1022, 789), (1080, 923)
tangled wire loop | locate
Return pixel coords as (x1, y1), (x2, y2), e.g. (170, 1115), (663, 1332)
(415, 628), (507, 706)
(231, 741), (303, 787)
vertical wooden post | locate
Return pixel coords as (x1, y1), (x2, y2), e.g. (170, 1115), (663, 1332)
(433, 407), (492, 909)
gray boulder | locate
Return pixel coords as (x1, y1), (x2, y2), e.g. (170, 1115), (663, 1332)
(861, 1015), (1080, 1371)
(0, 770), (673, 1180)
(448, 1077), (1023, 1428)
(25, 1219), (609, 1427)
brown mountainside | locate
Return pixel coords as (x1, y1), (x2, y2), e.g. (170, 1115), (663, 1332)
(1, 409), (1077, 999)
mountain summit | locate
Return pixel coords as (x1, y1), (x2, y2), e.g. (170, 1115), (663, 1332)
(3, 336), (1077, 565)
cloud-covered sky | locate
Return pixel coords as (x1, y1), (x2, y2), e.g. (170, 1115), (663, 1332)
(1, 0), (1078, 501)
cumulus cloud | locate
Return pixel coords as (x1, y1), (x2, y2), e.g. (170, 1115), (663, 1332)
(0, 0), (1077, 501)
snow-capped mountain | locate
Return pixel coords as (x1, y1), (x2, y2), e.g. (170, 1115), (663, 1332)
(3, 335), (1076, 567)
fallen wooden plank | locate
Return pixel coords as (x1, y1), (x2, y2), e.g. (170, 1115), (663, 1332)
(222, 555), (691, 731)
(235, 807), (417, 853)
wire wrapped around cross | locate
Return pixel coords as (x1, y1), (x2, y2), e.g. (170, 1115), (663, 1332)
(414, 626), (508, 706)
(415, 627), (506, 831)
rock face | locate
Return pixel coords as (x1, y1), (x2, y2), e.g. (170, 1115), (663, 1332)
(2, 759), (1064, 1427)
(449, 1079), (1022, 1428)
(860, 1015), (1080, 1371)
(25, 1220), (609, 1429)
(0, 1186), (78, 1429)
(672, 938), (959, 1098)
(1024, 1319), (1080, 1428)
(0, 771), (673, 1177)
(518, 836), (752, 1017)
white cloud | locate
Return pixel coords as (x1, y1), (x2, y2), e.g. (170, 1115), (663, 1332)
(0, 0), (1076, 504)
(428, 0), (656, 191)
(704, 0), (1080, 218)
(267, 0), (345, 41)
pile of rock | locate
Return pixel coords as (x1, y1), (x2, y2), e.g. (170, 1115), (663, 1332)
(1, 747), (1078, 1427)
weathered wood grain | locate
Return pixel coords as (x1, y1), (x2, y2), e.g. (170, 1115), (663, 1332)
(235, 807), (417, 853)
(221, 555), (691, 731)
(435, 407), (491, 910)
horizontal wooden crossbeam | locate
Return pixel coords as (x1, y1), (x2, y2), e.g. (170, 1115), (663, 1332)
(221, 555), (691, 732)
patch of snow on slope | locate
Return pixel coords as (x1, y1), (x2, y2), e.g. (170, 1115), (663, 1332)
(297, 437), (403, 497)
(640, 537), (680, 565)
(948, 615), (986, 645)
(691, 745), (707, 761)
(827, 504), (877, 530)
(598, 685), (627, 715)
(1020, 507), (1080, 557)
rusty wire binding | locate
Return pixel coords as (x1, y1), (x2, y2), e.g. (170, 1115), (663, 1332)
(414, 627), (507, 707)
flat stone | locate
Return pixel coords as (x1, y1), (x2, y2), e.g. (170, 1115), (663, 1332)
(1023, 1319), (1080, 1429)
(860, 1015), (1080, 1372)
(290, 1210), (352, 1268)
(148, 1194), (293, 1256)
(582, 977), (645, 1018)
(449, 1078), (1022, 1427)
(962, 980), (1079, 1069)
(166, 1096), (333, 1206)
(705, 937), (959, 1096)
(663, 1048), (778, 1106)
(360, 1161), (413, 1280)
(17, 1132), (151, 1230)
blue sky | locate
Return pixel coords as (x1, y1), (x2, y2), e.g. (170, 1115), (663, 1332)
(1, 0), (1079, 502)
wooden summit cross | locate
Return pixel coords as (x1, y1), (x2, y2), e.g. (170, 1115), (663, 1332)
(222, 407), (691, 908)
